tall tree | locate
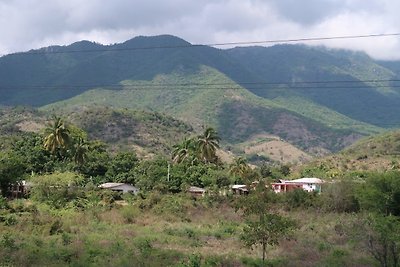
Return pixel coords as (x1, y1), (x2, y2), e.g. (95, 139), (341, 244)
(196, 127), (220, 164)
(229, 157), (251, 180)
(72, 137), (89, 166)
(43, 116), (71, 157)
(172, 137), (196, 164)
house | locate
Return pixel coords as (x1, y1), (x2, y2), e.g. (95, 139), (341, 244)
(187, 186), (206, 197)
(231, 184), (249, 195)
(271, 178), (323, 193)
(98, 183), (139, 194)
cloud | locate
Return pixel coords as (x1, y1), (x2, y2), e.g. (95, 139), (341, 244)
(0, 0), (399, 60)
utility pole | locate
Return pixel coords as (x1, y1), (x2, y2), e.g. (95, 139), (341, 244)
(167, 163), (170, 182)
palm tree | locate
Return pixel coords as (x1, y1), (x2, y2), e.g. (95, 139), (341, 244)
(229, 157), (251, 179)
(73, 137), (89, 166)
(172, 137), (196, 164)
(197, 127), (220, 164)
(43, 116), (71, 156)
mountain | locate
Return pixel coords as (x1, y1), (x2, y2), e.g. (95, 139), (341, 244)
(2, 34), (399, 156)
(227, 45), (400, 127)
(0, 35), (256, 106)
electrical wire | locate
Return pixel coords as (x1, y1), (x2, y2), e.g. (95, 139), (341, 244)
(5, 33), (400, 55)
(1, 79), (400, 90)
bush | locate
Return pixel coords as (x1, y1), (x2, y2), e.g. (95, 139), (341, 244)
(30, 172), (84, 208)
(120, 205), (140, 223)
(0, 196), (9, 209)
(284, 189), (317, 210)
(319, 180), (360, 213)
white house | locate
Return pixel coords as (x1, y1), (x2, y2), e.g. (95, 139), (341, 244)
(272, 178), (323, 193)
(99, 183), (139, 194)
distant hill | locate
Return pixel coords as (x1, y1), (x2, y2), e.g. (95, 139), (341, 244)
(42, 65), (377, 155)
(2, 34), (400, 155)
(0, 35), (256, 106)
(297, 130), (400, 176)
(227, 45), (400, 127)
(0, 106), (193, 158)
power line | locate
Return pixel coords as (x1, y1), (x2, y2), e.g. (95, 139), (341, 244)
(6, 33), (400, 56)
(2, 78), (400, 90)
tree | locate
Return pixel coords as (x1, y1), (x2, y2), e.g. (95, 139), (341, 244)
(77, 140), (110, 179)
(238, 183), (295, 263)
(241, 212), (295, 262)
(106, 152), (138, 183)
(0, 152), (26, 197)
(196, 127), (220, 164)
(30, 172), (84, 208)
(352, 214), (400, 267)
(357, 171), (400, 216)
(72, 137), (89, 166)
(12, 132), (54, 174)
(172, 137), (197, 164)
(43, 116), (71, 157)
(229, 157), (251, 181)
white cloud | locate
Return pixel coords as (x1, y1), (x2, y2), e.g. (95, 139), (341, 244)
(0, 0), (399, 59)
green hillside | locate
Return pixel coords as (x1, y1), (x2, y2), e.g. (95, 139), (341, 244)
(228, 45), (400, 127)
(0, 35), (256, 106)
(42, 65), (381, 154)
(0, 106), (192, 157)
(296, 130), (400, 176)
(2, 34), (399, 155)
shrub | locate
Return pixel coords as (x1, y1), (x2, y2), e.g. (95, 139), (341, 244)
(30, 172), (84, 208)
(2, 214), (18, 226)
(120, 205), (140, 223)
(0, 196), (9, 209)
(284, 189), (318, 210)
(319, 180), (360, 213)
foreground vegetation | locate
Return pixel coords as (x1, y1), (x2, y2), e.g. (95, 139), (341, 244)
(1, 116), (400, 266)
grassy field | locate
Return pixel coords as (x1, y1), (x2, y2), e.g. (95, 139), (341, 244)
(0, 192), (376, 267)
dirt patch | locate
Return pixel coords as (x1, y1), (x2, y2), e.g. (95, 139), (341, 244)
(16, 120), (45, 133)
(244, 139), (312, 164)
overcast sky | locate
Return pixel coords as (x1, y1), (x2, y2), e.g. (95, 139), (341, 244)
(1, 0), (400, 60)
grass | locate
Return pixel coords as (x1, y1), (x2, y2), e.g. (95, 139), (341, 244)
(0, 194), (378, 267)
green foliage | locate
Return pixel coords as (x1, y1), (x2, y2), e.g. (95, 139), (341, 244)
(105, 151), (138, 183)
(238, 183), (295, 262)
(12, 132), (54, 174)
(135, 157), (169, 192)
(356, 171), (400, 216)
(284, 189), (318, 210)
(319, 180), (360, 213)
(77, 140), (110, 178)
(352, 214), (400, 267)
(197, 127), (220, 164)
(241, 212), (295, 262)
(30, 172), (84, 208)
(43, 116), (71, 157)
(0, 152), (26, 196)
(229, 157), (251, 181)
(172, 127), (220, 165)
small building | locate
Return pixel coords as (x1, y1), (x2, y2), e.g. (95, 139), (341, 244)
(272, 178), (323, 193)
(187, 186), (206, 197)
(99, 183), (139, 194)
(231, 184), (249, 195)
(9, 180), (33, 198)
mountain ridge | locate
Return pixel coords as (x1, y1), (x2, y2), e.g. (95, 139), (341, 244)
(1, 34), (398, 155)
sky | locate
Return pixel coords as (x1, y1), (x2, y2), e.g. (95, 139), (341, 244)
(1, 0), (400, 60)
